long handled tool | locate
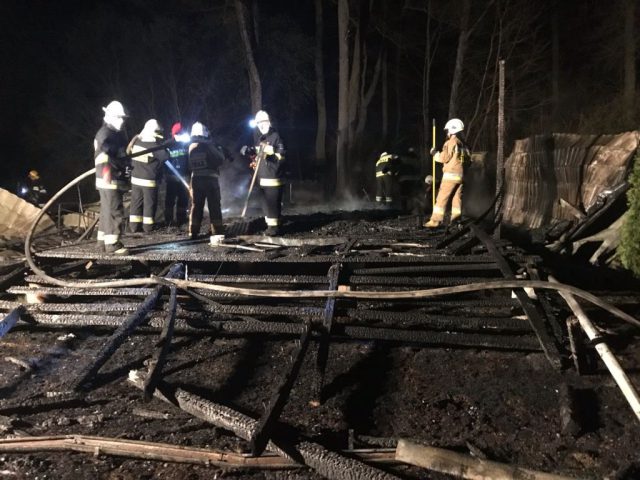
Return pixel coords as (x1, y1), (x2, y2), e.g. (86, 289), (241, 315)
(431, 118), (437, 209)
(241, 144), (265, 217)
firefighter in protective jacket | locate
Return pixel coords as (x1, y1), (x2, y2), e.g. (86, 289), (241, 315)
(375, 152), (396, 205)
(424, 118), (470, 227)
(165, 122), (190, 227)
(127, 119), (168, 232)
(188, 122), (226, 239)
(94, 100), (130, 254)
(244, 110), (286, 235)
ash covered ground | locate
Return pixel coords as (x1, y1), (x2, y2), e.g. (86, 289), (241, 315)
(1, 211), (640, 479)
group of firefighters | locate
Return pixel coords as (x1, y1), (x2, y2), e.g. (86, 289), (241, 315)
(375, 118), (470, 228)
(93, 100), (286, 255)
(29, 99), (468, 255)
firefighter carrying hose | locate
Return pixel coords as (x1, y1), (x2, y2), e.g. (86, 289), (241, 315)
(424, 118), (470, 228)
(165, 122), (190, 227)
(188, 122), (226, 239)
(241, 110), (286, 236)
(127, 119), (168, 233)
(375, 152), (397, 205)
(94, 100), (130, 254)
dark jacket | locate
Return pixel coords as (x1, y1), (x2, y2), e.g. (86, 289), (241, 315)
(253, 129), (286, 184)
(166, 142), (189, 181)
(94, 123), (129, 190)
(188, 137), (225, 178)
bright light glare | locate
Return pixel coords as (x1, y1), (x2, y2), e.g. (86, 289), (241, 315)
(175, 133), (191, 143)
(248, 119), (257, 128)
(20, 187), (28, 195)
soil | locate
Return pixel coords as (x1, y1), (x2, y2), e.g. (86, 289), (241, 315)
(1, 211), (640, 480)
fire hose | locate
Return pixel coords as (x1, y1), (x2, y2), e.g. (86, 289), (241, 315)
(22, 169), (640, 330)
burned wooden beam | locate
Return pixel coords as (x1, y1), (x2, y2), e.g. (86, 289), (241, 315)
(143, 284), (178, 401)
(350, 275), (500, 286)
(470, 224), (562, 368)
(250, 321), (312, 455)
(70, 263), (184, 391)
(351, 263), (500, 275)
(128, 371), (401, 480)
(313, 264), (341, 404)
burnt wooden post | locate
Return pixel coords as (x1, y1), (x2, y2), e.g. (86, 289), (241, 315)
(495, 59), (505, 239)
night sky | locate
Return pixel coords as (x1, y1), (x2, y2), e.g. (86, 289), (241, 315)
(0, 0), (637, 196)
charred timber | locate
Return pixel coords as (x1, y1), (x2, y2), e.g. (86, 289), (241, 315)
(143, 285), (178, 401)
(314, 264), (341, 403)
(351, 263), (500, 275)
(70, 263), (184, 391)
(128, 372), (400, 480)
(250, 321), (312, 455)
(470, 225), (562, 369)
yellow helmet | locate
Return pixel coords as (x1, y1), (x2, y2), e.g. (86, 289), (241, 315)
(29, 170), (40, 181)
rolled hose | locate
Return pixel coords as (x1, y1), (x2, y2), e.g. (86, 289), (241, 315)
(23, 168), (640, 329)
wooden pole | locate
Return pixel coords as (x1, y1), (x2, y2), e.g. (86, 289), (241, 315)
(549, 276), (640, 421)
(432, 118), (436, 208)
(396, 439), (576, 480)
(495, 59), (505, 239)
(241, 145), (264, 218)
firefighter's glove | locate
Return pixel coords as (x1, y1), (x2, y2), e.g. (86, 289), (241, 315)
(425, 175), (433, 185)
(240, 145), (248, 156)
(429, 148), (438, 156)
(263, 144), (275, 156)
(249, 161), (257, 170)
(102, 166), (112, 184)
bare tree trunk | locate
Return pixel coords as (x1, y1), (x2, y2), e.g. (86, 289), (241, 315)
(394, 45), (402, 138)
(336, 0), (350, 196)
(382, 49), (388, 141)
(355, 50), (383, 139)
(422, 0), (432, 163)
(623, 0), (636, 123)
(348, 26), (361, 149)
(314, 0), (327, 165)
(448, 0), (471, 119)
(251, 0), (260, 46)
(551, 0), (559, 129)
(235, 0), (262, 113)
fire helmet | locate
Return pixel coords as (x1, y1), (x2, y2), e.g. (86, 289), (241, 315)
(29, 170), (40, 181)
(171, 122), (182, 137)
(140, 119), (162, 140)
(444, 118), (464, 135)
(191, 122), (210, 138)
(254, 110), (271, 134)
(102, 100), (128, 131)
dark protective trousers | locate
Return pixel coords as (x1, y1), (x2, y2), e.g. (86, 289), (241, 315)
(165, 180), (189, 226)
(261, 185), (283, 228)
(129, 185), (157, 232)
(375, 175), (394, 203)
(189, 175), (223, 236)
(98, 188), (124, 246)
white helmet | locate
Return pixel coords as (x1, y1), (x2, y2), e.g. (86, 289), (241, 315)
(102, 100), (128, 131)
(254, 110), (271, 134)
(444, 118), (464, 135)
(140, 119), (162, 140)
(191, 122), (209, 138)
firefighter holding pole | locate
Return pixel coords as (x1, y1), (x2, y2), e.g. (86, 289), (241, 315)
(424, 118), (470, 228)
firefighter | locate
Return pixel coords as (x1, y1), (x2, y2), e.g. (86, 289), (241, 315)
(424, 118), (470, 227)
(127, 119), (167, 233)
(94, 100), (130, 254)
(22, 170), (48, 206)
(164, 122), (190, 227)
(188, 122), (226, 239)
(375, 152), (397, 206)
(244, 110), (286, 235)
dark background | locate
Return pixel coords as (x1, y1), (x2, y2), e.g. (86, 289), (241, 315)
(0, 0), (637, 199)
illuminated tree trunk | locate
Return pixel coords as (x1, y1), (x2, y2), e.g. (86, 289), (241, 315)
(235, 0), (262, 113)
(314, 0), (327, 166)
(336, 0), (350, 196)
